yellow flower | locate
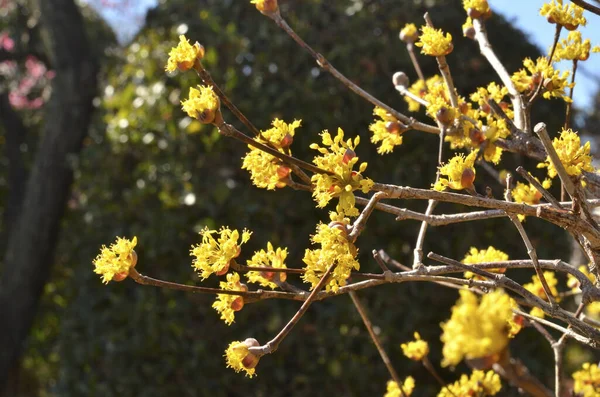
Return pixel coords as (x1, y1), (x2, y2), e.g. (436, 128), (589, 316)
(470, 82), (509, 115)
(462, 17), (474, 38)
(462, 246), (508, 279)
(165, 35), (204, 73)
(369, 107), (406, 154)
(587, 302), (600, 319)
(405, 79), (426, 112)
(310, 128), (374, 218)
(385, 377), (416, 397)
(242, 119), (301, 190)
(510, 181), (550, 221)
(511, 57), (573, 102)
(416, 26), (453, 56)
(440, 289), (516, 367)
(181, 85), (220, 124)
(401, 332), (429, 361)
(573, 363), (600, 396)
(463, 0), (491, 16)
(302, 215), (359, 293)
(438, 370), (502, 397)
(251, 0), (278, 14)
(433, 151), (477, 191)
(537, 129), (594, 178)
(567, 265), (596, 291)
(212, 272), (247, 325)
(523, 271), (560, 317)
(400, 23), (418, 43)
(246, 242), (288, 289)
(554, 31), (594, 62)
(540, 0), (586, 30)
(93, 236), (138, 284)
(225, 338), (260, 378)
(190, 226), (252, 279)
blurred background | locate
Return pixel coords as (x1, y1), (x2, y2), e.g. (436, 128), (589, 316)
(1, 0), (599, 395)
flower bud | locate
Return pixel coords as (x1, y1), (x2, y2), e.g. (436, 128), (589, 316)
(277, 166), (291, 179)
(459, 102), (470, 114)
(342, 148), (356, 164)
(482, 9), (492, 20)
(113, 272), (128, 282)
(461, 168), (476, 189)
(197, 108), (216, 124)
(463, 26), (476, 40)
(467, 8), (482, 19)
(216, 261), (230, 276)
(279, 133), (294, 148)
(436, 107), (453, 126)
(543, 77), (555, 93)
(231, 296), (245, 311)
(328, 221), (350, 238)
(241, 338), (261, 369)
(385, 121), (408, 135)
(469, 128), (485, 145)
(563, 22), (577, 31)
(129, 250), (138, 268)
(546, 14), (556, 24)
(253, 0), (278, 14)
(399, 30), (418, 44)
(392, 71), (409, 88)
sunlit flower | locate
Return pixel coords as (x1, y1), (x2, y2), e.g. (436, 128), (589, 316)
(524, 271), (560, 318)
(242, 119), (301, 190)
(400, 23), (418, 43)
(191, 226), (252, 279)
(462, 246), (508, 279)
(401, 332), (429, 361)
(470, 82), (510, 116)
(510, 180), (550, 221)
(385, 377), (416, 397)
(511, 57), (573, 102)
(181, 85), (221, 123)
(433, 151), (477, 191)
(369, 107), (407, 154)
(93, 236), (138, 284)
(165, 35), (204, 72)
(213, 272), (248, 325)
(246, 242), (288, 289)
(554, 31), (594, 62)
(572, 362), (600, 396)
(441, 289), (517, 367)
(540, 0), (586, 30)
(463, 0), (491, 17)
(225, 338), (260, 377)
(566, 265), (596, 291)
(310, 128), (374, 217)
(302, 214), (359, 293)
(416, 26), (453, 56)
(438, 370), (502, 397)
(537, 129), (594, 178)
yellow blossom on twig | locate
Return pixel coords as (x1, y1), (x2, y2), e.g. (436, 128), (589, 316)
(554, 31), (595, 62)
(512, 57), (573, 102)
(572, 362), (600, 396)
(369, 107), (407, 154)
(302, 214), (359, 293)
(540, 0), (586, 30)
(462, 246), (508, 279)
(165, 35), (204, 73)
(181, 85), (221, 124)
(524, 271), (559, 318)
(93, 236), (138, 284)
(251, 0), (278, 14)
(246, 242), (288, 289)
(437, 370), (502, 397)
(190, 226), (252, 279)
(537, 129), (594, 178)
(225, 338), (260, 377)
(463, 0), (491, 18)
(242, 119), (301, 190)
(212, 272), (248, 325)
(440, 289), (517, 367)
(385, 377), (415, 397)
(400, 23), (418, 43)
(566, 265), (596, 291)
(433, 151), (477, 191)
(310, 128), (374, 217)
(511, 180), (550, 221)
(416, 26), (453, 56)
(401, 332), (429, 361)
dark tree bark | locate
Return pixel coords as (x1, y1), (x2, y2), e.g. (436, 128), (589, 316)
(0, 0), (98, 392)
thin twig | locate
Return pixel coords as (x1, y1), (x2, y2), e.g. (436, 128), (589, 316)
(516, 166), (562, 208)
(564, 59), (578, 130)
(406, 42), (425, 82)
(348, 192), (387, 242)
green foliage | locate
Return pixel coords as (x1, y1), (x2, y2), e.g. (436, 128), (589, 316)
(22, 0), (574, 395)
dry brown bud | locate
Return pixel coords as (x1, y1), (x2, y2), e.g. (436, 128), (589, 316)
(279, 133), (294, 148)
(385, 121), (408, 135)
(392, 71), (409, 88)
(463, 26), (476, 40)
(467, 7), (482, 19)
(461, 168), (476, 189)
(342, 148), (356, 164)
(469, 128), (485, 145)
(436, 107), (453, 126)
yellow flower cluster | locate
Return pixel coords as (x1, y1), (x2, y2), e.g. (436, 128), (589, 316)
(524, 271), (559, 318)
(310, 128), (374, 217)
(302, 216), (359, 293)
(401, 332), (429, 361)
(399, 23), (418, 43)
(181, 85), (221, 123)
(512, 57), (573, 102)
(251, 0), (278, 14)
(511, 180), (551, 221)
(462, 246), (508, 279)
(433, 151), (477, 192)
(438, 370), (502, 397)
(190, 226), (252, 279)
(540, 0), (586, 30)
(554, 31), (599, 62)
(385, 377), (416, 397)
(165, 34), (204, 73)
(416, 26), (453, 56)
(537, 129), (594, 179)
(242, 119), (302, 190)
(470, 83), (510, 117)
(440, 289), (517, 367)
(213, 272), (248, 325)
(463, 0), (490, 17)
(572, 362), (600, 396)
(225, 338), (260, 377)
(369, 107), (406, 154)
(567, 265), (595, 291)
(246, 242), (288, 289)
(93, 236), (138, 284)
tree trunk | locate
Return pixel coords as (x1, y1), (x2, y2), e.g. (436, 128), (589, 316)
(0, 0), (97, 393)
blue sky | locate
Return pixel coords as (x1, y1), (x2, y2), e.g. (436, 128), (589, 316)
(87, 0), (600, 110)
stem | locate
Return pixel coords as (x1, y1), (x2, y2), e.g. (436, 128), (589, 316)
(406, 42), (425, 82)
(348, 192), (387, 242)
(516, 166), (562, 208)
(564, 59), (578, 130)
